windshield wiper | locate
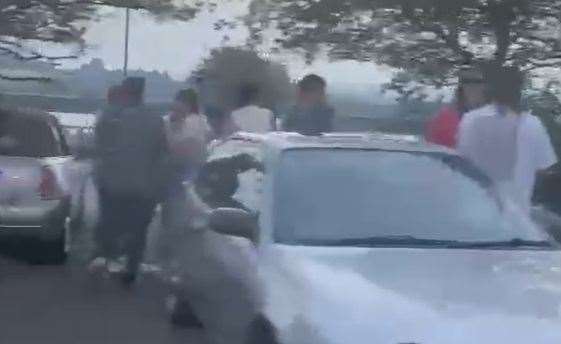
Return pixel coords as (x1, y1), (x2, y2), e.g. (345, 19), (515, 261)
(445, 238), (553, 249)
(298, 235), (460, 247)
(296, 236), (554, 249)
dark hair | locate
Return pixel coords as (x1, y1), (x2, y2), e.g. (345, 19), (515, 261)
(175, 88), (199, 113)
(238, 83), (260, 108)
(486, 66), (523, 112)
(298, 74), (326, 93)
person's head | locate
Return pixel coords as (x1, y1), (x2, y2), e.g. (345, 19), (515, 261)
(121, 77), (145, 106)
(486, 66), (524, 113)
(297, 74), (327, 106)
(238, 83), (260, 108)
(172, 89), (199, 119)
(457, 67), (487, 113)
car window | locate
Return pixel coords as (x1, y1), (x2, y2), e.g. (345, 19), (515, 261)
(274, 149), (547, 246)
(195, 139), (264, 212)
(0, 114), (63, 158)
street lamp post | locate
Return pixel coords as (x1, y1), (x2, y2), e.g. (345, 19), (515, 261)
(123, 8), (130, 77)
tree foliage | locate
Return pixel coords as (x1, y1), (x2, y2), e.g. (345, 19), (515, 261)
(195, 47), (293, 112)
(0, 0), (211, 81)
(246, 0), (561, 96)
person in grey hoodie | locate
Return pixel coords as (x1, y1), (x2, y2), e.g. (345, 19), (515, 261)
(92, 77), (168, 285)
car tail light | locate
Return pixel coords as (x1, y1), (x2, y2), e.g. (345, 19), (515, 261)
(38, 166), (64, 200)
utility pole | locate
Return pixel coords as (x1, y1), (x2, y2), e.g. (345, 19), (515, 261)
(123, 8), (130, 77)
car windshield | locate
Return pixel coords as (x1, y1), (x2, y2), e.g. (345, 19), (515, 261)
(274, 149), (549, 247)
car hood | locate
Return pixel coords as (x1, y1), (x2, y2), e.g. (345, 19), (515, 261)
(260, 245), (561, 344)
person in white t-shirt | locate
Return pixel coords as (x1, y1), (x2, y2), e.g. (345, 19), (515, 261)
(230, 84), (274, 133)
(160, 89), (210, 266)
(458, 67), (557, 213)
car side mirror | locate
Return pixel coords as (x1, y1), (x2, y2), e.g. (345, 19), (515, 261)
(208, 207), (256, 241)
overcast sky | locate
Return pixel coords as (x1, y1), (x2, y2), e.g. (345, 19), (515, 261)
(61, 3), (394, 93)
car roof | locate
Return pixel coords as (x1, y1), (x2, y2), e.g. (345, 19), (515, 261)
(227, 131), (457, 155)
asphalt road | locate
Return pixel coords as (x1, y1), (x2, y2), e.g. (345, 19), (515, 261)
(0, 168), (204, 344)
(0, 255), (204, 344)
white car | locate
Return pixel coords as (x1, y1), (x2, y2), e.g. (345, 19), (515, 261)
(174, 132), (561, 344)
(0, 108), (73, 263)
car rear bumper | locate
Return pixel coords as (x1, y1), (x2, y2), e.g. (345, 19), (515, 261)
(0, 197), (70, 241)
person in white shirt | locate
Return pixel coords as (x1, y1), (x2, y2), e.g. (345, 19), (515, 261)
(458, 67), (557, 213)
(160, 89), (210, 266)
(230, 83), (274, 133)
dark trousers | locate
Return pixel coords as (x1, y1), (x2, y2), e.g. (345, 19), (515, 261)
(95, 188), (156, 274)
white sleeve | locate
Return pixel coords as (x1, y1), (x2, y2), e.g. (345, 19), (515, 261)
(532, 117), (557, 169)
(457, 113), (476, 159)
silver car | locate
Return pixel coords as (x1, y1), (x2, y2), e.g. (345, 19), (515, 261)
(0, 108), (72, 264)
(172, 132), (561, 344)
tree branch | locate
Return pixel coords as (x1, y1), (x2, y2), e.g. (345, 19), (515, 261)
(402, 9), (473, 63)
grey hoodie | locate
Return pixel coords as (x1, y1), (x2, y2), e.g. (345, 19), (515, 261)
(95, 105), (168, 199)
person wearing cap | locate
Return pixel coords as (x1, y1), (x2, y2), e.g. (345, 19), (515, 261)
(93, 77), (168, 285)
(458, 66), (557, 213)
(425, 67), (487, 148)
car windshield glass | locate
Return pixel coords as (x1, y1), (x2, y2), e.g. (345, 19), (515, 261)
(0, 115), (62, 158)
(274, 149), (548, 247)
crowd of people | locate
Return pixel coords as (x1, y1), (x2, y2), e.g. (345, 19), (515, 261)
(88, 65), (557, 285)
(89, 73), (334, 284)
(426, 65), (557, 214)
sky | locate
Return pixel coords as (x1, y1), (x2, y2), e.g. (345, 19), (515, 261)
(60, 2), (395, 97)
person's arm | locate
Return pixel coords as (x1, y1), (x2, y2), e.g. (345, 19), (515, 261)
(533, 118), (557, 171)
(456, 112), (476, 159)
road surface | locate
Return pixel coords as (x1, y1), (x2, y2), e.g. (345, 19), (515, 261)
(0, 167), (204, 344)
(0, 253), (204, 344)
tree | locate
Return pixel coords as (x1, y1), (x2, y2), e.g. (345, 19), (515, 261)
(245, 0), (561, 97)
(0, 0), (213, 81)
(195, 47), (293, 112)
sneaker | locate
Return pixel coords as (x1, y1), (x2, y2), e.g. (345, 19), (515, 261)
(87, 257), (108, 275)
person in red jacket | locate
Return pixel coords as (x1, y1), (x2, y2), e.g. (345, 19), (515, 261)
(426, 68), (487, 148)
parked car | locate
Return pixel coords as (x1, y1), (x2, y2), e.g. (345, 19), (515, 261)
(0, 107), (73, 264)
(171, 132), (561, 344)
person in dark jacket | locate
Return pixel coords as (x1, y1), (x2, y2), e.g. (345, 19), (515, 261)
(283, 74), (334, 135)
(91, 77), (168, 285)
